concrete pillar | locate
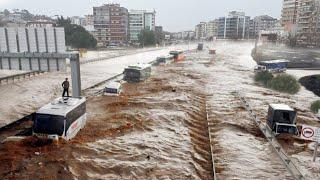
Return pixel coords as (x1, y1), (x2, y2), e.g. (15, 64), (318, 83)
(70, 53), (81, 98)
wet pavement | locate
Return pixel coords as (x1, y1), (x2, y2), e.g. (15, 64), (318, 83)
(0, 41), (320, 179)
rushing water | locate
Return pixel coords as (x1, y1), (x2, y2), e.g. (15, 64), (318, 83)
(0, 41), (319, 179)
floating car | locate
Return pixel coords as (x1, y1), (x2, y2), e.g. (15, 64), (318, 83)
(169, 50), (185, 61)
(267, 104), (299, 135)
(254, 65), (267, 72)
(105, 82), (122, 95)
(198, 43), (204, 51)
(209, 49), (216, 55)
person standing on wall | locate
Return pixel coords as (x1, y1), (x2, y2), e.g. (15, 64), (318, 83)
(62, 78), (70, 97)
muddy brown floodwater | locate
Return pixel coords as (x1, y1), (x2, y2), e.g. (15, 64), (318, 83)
(0, 41), (319, 179)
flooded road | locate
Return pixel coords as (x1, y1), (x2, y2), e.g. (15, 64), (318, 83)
(0, 41), (319, 179)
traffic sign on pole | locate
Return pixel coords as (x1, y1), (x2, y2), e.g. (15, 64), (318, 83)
(301, 125), (317, 141)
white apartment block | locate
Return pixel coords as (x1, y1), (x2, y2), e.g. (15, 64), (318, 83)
(129, 10), (156, 42)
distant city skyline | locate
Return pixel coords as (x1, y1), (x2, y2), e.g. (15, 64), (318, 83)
(0, 0), (283, 32)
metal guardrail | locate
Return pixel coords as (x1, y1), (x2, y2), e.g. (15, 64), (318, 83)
(205, 97), (217, 180)
(0, 71), (45, 85)
(0, 52), (71, 59)
(235, 91), (304, 180)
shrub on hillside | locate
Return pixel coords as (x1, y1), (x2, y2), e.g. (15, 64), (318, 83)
(311, 100), (320, 113)
(254, 71), (273, 86)
(267, 74), (300, 94)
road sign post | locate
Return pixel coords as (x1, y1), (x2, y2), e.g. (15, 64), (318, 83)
(313, 141), (319, 162)
(313, 129), (320, 162)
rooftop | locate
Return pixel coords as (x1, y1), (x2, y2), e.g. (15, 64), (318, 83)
(270, 104), (294, 111)
(260, 59), (289, 64)
(127, 63), (151, 70)
(37, 97), (86, 116)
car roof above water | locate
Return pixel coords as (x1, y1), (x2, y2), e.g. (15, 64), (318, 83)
(126, 63), (151, 70)
(269, 104), (294, 111)
(106, 82), (121, 89)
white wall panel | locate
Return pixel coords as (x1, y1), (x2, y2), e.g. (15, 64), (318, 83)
(1, 58), (9, 69)
(7, 28), (17, 52)
(39, 59), (48, 71)
(21, 58), (30, 70)
(55, 28), (66, 53)
(49, 59), (58, 71)
(36, 28), (47, 53)
(10, 58), (20, 70)
(31, 59), (39, 71)
(0, 28), (7, 52)
(17, 28), (28, 52)
(27, 28), (37, 52)
(58, 59), (67, 71)
(46, 28), (56, 52)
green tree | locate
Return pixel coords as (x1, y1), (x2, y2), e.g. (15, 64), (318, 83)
(3, 9), (10, 16)
(138, 29), (156, 47)
(311, 100), (320, 113)
(267, 74), (300, 94)
(254, 71), (273, 86)
(56, 16), (97, 49)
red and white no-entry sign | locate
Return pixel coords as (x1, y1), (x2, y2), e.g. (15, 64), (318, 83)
(301, 125), (318, 141)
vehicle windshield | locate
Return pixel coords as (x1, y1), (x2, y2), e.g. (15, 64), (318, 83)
(33, 114), (65, 136)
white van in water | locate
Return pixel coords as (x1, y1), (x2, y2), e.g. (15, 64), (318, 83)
(33, 97), (86, 140)
(105, 82), (122, 95)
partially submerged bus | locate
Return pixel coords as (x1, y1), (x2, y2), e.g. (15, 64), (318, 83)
(156, 55), (174, 65)
(170, 50), (185, 61)
(123, 63), (152, 83)
(33, 97), (87, 140)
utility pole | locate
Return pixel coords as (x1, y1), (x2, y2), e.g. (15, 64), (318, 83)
(70, 53), (81, 98)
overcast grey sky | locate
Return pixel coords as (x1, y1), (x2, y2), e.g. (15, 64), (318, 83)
(0, 0), (283, 32)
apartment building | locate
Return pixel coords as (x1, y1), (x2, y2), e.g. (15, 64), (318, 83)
(217, 11), (251, 39)
(281, 0), (299, 31)
(70, 16), (85, 26)
(195, 22), (207, 40)
(129, 10), (156, 42)
(84, 15), (94, 26)
(252, 15), (278, 38)
(297, 0), (320, 45)
(206, 19), (219, 39)
(93, 4), (129, 46)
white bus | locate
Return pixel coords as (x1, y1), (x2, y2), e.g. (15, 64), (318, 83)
(33, 97), (86, 140)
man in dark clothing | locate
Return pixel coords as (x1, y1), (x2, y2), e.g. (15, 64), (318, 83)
(62, 78), (70, 97)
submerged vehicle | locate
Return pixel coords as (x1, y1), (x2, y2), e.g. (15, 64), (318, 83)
(198, 43), (204, 51)
(209, 49), (216, 55)
(33, 97), (87, 140)
(170, 50), (185, 61)
(123, 63), (152, 83)
(155, 55), (174, 65)
(105, 82), (122, 95)
(254, 65), (267, 72)
(258, 60), (288, 73)
(267, 104), (299, 135)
